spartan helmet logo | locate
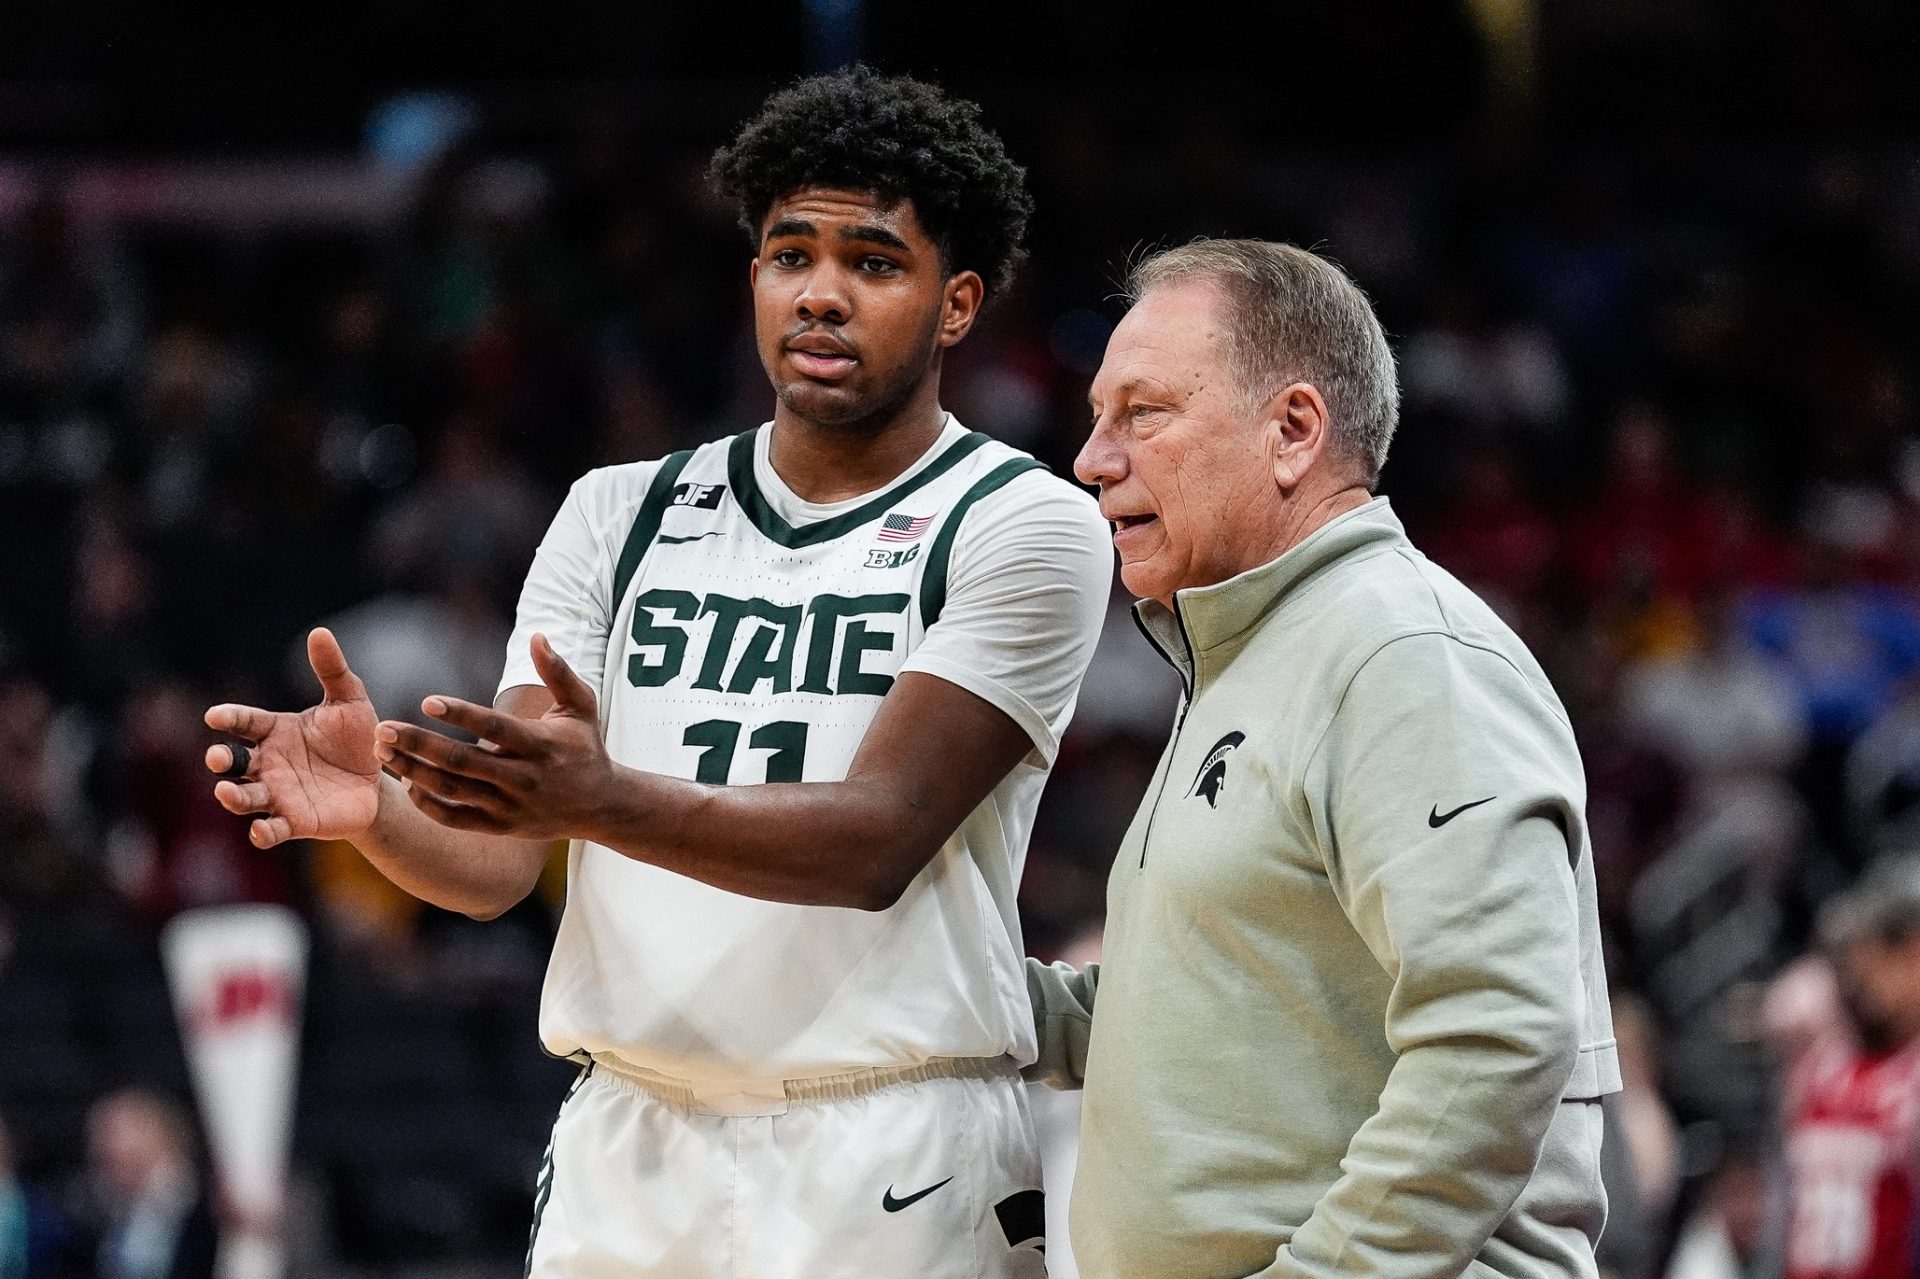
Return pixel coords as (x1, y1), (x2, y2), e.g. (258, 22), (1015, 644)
(1188, 731), (1247, 808)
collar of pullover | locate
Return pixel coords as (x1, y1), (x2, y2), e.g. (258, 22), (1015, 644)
(1134, 497), (1405, 672)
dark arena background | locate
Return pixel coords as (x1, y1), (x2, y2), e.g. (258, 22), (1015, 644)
(4, 3), (1920, 1276)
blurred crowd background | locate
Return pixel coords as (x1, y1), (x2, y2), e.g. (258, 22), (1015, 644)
(5, 2), (1920, 1277)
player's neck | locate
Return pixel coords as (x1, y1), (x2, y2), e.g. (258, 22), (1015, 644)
(769, 382), (950, 504)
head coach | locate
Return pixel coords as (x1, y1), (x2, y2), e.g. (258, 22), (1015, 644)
(1027, 240), (1621, 1278)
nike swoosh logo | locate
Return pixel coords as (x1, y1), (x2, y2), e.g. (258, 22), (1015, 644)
(1429, 796), (1496, 828)
(882, 1177), (954, 1212)
(657, 531), (723, 545)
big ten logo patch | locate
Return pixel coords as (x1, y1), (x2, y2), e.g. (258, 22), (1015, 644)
(864, 545), (922, 570)
(670, 482), (727, 509)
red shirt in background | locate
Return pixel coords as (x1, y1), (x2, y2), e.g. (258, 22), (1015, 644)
(1786, 1035), (1920, 1279)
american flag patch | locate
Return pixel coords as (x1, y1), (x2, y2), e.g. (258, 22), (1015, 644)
(876, 512), (934, 542)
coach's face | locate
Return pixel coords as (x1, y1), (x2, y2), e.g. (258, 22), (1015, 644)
(751, 186), (982, 430)
(1079, 281), (1292, 607)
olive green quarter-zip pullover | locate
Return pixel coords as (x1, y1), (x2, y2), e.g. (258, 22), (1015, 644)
(1028, 499), (1620, 1278)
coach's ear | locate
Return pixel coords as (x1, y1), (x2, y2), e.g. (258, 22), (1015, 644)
(1269, 382), (1331, 493)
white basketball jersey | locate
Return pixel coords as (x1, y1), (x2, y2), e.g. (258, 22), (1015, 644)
(498, 416), (1111, 1083)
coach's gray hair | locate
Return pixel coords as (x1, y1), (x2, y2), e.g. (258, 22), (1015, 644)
(1125, 239), (1399, 489)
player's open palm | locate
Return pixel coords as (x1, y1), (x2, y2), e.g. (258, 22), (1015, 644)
(204, 627), (381, 848)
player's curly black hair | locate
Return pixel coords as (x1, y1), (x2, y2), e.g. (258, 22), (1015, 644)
(709, 67), (1032, 298)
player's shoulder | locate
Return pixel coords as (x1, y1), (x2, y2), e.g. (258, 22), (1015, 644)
(952, 433), (1102, 526)
(1301, 537), (1570, 730)
(562, 461), (661, 538)
(576, 434), (735, 492)
(565, 435), (734, 537)
(1304, 527), (1527, 660)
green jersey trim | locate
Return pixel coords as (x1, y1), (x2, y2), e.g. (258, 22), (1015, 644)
(919, 458), (1050, 627)
(727, 426), (993, 549)
(610, 450), (695, 612)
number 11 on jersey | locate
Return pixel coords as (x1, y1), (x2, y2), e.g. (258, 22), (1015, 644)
(683, 720), (809, 783)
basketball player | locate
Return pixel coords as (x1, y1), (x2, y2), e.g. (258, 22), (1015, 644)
(203, 69), (1108, 1277)
(1783, 861), (1920, 1279)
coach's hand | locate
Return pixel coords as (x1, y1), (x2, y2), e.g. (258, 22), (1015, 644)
(204, 628), (382, 848)
(375, 633), (618, 841)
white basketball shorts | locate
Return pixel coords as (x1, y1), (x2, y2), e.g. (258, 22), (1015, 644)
(524, 1055), (1048, 1278)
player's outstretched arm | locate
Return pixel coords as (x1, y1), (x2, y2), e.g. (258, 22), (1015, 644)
(205, 628), (549, 919)
(377, 634), (1034, 910)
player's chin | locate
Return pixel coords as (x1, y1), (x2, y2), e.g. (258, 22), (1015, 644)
(776, 379), (881, 427)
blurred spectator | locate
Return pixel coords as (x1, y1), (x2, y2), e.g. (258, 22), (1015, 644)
(1763, 953), (1851, 1074)
(1630, 777), (1809, 1127)
(306, 834), (429, 976)
(1401, 280), (1570, 439)
(131, 321), (255, 535)
(1797, 355), (1912, 588)
(1421, 438), (1561, 619)
(1843, 674), (1920, 861)
(0, 185), (141, 409)
(1596, 1092), (1656, 1279)
(365, 414), (547, 600)
(1570, 638), (1688, 931)
(1611, 995), (1683, 1238)
(310, 280), (407, 433)
(944, 304), (1058, 454)
(295, 558), (513, 960)
(73, 1091), (215, 1279)
(1664, 1145), (1781, 1279)
(115, 682), (287, 920)
(1746, 544), (1920, 858)
(0, 1112), (73, 1279)
(1746, 549), (1920, 752)
(0, 673), (98, 905)
(1567, 402), (1715, 626)
(1691, 483), (1803, 597)
(299, 570), (509, 730)
(1618, 588), (1808, 780)
(1498, 161), (1639, 379)
(65, 509), (167, 714)
(1777, 860), (1920, 1279)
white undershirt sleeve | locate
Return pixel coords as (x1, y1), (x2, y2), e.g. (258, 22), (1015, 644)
(898, 472), (1114, 767)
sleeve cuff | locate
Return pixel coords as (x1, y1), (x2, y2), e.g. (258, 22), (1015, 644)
(496, 666), (541, 701)
(897, 650), (1060, 768)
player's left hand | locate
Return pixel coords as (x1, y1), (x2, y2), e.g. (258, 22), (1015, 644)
(375, 633), (619, 840)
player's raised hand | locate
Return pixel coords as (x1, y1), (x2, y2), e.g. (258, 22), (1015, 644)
(375, 634), (619, 841)
(529, 631), (600, 720)
(203, 628), (382, 848)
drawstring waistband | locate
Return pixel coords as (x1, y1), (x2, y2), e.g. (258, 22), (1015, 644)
(584, 1053), (1017, 1117)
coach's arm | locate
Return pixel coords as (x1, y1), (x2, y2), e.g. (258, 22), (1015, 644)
(1023, 958), (1100, 1089)
(1264, 633), (1595, 1278)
